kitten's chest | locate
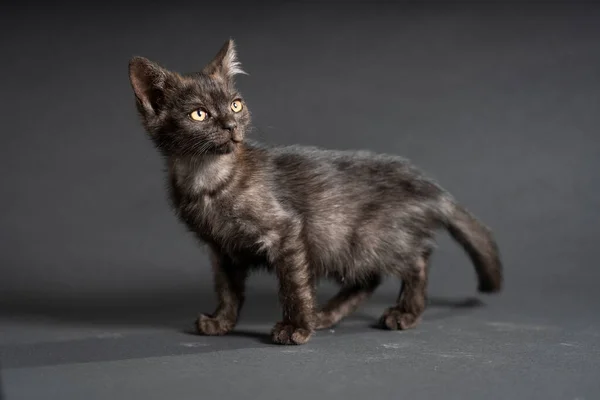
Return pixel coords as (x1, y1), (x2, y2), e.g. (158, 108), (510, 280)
(168, 165), (266, 250)
(170, 176), (235, 234)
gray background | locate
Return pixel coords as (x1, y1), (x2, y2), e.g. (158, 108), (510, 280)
(1, 1), (599, 399)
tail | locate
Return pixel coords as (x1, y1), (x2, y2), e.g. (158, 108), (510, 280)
(441, 199), (503, 293)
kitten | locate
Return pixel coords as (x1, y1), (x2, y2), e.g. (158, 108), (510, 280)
(128, 39), (502, 345)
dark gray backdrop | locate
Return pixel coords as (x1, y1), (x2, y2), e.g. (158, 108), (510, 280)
(1, 2), (599, 399)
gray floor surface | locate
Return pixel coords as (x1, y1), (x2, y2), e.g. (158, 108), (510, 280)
(1, 2), (599, 399)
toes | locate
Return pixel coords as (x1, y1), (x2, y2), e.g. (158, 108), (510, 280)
(196, 314), (234, 336)
(271, 322), (313, 345)
(271, 322), (293, 343)
(380, 308), (421, 330)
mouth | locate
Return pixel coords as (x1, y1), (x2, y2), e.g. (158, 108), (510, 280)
(212, 139), (237, 154)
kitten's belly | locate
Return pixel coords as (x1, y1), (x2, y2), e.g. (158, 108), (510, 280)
(174, 192), (421, 279)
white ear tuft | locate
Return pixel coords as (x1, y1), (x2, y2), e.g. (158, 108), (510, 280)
(224, 42), (247, 76)
(204, 39), (248, 79)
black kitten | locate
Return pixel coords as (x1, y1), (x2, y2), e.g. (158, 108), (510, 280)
(128, 40), (502, 345)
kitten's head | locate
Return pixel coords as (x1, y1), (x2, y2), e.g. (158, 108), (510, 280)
(128, 39), (250, 157)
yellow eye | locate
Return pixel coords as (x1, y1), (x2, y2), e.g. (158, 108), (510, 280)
(190, 109), (208, 121)
(231, 99), (243, 113)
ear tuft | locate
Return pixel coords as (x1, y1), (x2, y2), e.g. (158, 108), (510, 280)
(223, 39), (247, 76)
(203, 39), (247, 80)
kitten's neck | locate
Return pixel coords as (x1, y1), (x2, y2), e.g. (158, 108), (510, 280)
(169, 149), (242, 195)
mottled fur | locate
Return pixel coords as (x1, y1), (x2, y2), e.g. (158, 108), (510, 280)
(128, 40), (503, 345)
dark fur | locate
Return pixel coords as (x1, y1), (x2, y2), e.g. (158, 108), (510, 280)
(128, 40), (503, 345)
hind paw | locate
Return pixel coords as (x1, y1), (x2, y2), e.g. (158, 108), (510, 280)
(195, 314), (234, 336)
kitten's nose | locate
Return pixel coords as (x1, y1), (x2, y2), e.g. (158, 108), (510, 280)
(221, 120), (237, 132)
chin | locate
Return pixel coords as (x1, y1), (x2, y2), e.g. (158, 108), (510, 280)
(212, 141), (238, 155)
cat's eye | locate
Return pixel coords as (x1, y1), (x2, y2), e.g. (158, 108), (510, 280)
(231, 99), (243, 113)
(190, 109), (208, 121)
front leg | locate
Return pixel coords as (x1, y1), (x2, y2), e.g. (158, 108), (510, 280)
(196, 246), (247, 336)
(271, 245), (316, 345)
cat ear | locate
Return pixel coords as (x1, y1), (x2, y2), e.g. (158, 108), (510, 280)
(203, 39), (247, 81)
(129, 56), (173, 115)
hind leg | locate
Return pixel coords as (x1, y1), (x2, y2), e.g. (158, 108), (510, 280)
(315, 273), (381, 330)
(380, 251), (430, 330)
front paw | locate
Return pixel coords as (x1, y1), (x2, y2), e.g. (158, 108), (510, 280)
(195, 314), (234, 336)
(271, 321), (313, 345)
(379, 307), (421, 330)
